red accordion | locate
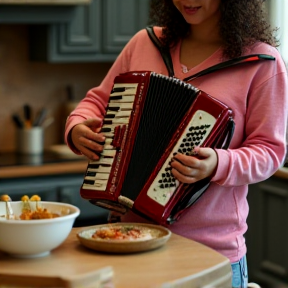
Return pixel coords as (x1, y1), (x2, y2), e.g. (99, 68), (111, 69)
(80, 71), (235, 225)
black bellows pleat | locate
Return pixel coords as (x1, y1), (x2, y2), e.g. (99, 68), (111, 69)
(121, 73), (199, 200)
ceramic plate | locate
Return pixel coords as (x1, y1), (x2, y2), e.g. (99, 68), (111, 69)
(77, 223), (171, 254)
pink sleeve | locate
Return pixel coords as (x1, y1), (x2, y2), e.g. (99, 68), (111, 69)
(64, 34), (135, 153)
(212, 65), (288, 186)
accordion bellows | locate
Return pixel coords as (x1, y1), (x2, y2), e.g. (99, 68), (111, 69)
(80, 71), (235, 225)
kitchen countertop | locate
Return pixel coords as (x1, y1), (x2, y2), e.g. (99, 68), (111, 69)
(273, 166), (288, 180)
(0, 227), (232, 288)
(1, 150), (287, 180)
(0, 151), (88, 178)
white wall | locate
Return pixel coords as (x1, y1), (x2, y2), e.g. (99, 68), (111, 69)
(266, 0), (288, 64)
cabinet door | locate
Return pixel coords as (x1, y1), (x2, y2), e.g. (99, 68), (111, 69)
(59, 185), (108, 221)
(0, 175), (108, 224)
(48, 0), (102, 62)
(246, 177), (288, 288)
(30, 0), (150, 62)
(103, 0), (150, 53)
(0, 177), (58, 202)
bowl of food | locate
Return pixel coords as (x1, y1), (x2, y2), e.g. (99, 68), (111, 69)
(0, 195), (80, 258)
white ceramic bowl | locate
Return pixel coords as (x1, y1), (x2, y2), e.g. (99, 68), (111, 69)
(0, 201), (80, 258)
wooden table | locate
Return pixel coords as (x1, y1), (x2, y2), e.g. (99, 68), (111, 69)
(0, 227), (232, 288)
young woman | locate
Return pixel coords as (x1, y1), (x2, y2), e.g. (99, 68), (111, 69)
(65, 1), (288, 287)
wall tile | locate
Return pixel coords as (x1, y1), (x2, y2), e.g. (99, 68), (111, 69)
(0, 25), (112, 153)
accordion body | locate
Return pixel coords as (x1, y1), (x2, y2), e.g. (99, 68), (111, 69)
(80, 71), (235, 225)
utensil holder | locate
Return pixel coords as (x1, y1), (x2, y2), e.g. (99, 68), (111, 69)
(17, 127), (44, 155)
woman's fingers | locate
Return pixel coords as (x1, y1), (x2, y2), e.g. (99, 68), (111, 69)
(71, 119), (106, 160)
(170, 148), (218, 183)
(171, 167), (198, 183)
(171, 157), (199, 183)
(84, 118), (103, 132)
(81, 145), (102, 160)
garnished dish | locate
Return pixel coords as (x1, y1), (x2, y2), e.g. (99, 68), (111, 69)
(92, 225), (153, 241)
(19, 195), (60, 220)
(77, 223), (171, 254)
(0, 194), (61, 220)
(19, 207), (60, 220)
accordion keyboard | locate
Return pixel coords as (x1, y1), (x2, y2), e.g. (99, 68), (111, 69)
(147, 110), (216, 206)
(82, 83), (138, 192)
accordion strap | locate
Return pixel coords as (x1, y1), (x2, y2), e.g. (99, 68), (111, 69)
(146, 26), (175, 77)
(146, 26), (275, 81)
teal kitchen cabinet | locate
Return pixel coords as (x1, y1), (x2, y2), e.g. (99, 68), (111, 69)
(0, 174), (108, 226)
(246, 175), (288, 288)
(29, 0), (150, 62)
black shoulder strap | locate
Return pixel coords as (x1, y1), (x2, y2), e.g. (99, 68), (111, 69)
(184, 54), (275, 82)
(146, 26), (175, 77)
(146, 26), (275, 81)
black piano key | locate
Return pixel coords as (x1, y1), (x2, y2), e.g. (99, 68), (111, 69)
(101, 127), (112, 132)
(103, 120), (113, 125)
(88, 164), (100, 169)
(86, 171), (96, 177)
(88, 163), (112, 169)
(83, 179), (95, 185)
(112, 87), (126, 93)
(107, 106), (120, 111)
(110, 95), (123, 100)
(105, 114), (116, 118)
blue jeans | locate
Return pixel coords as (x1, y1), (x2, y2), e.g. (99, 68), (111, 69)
(231, 255), (248, 288)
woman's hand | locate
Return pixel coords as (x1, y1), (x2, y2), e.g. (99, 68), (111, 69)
(71, 118), (105, 160)
(171, 147), (218, 184)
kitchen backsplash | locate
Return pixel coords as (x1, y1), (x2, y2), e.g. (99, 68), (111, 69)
(0, 24), (112, 153)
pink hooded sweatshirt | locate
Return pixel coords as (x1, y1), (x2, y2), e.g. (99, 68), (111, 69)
(65, 27), (288, 262)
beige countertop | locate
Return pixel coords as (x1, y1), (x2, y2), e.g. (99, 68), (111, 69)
(0, 0), (90, 4)
(273, 166), (288, 180)
(0, 149), (88, 178)
(1, 152), (287, 180)
(0, 160), (88, 178)
(0, 227), (232, 288)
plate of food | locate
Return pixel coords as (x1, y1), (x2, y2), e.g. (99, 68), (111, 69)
(77, 223), (171, 253)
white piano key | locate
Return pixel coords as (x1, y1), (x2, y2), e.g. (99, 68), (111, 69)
(104, 138), (113, 145)
(111, 83), (138, 95)
(103, 144), (114, 150)
(89, 157), (114, 165)
(82, 181), (107, 191)
(106, 111), (131, 118)
(85, 173), (110, 181)
(108, 102), (133, 110)
(104, 118), (129, 125)
(101, 149), (116, 157)
(87, 166), (112, 174)
(109, 95), (135, 102)
(102, 132), (114, 138)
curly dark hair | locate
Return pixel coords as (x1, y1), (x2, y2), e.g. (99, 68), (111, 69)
(148, 0), (278, 59)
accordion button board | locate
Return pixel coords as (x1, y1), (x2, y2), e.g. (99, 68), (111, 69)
(147, 110), (216, 206)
